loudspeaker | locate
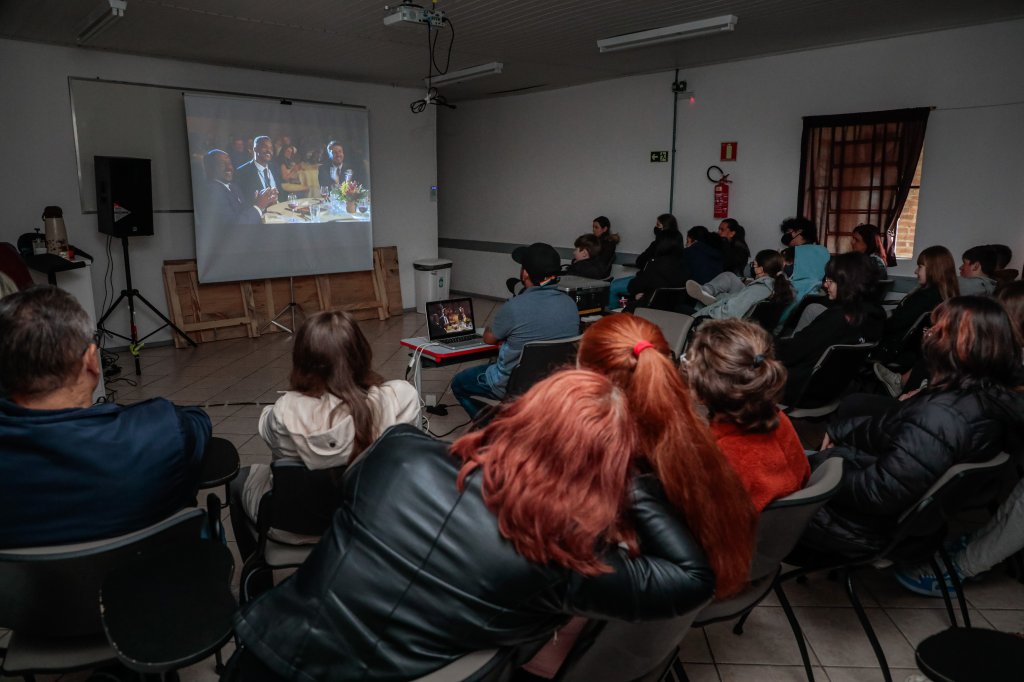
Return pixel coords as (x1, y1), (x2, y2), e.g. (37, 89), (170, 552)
(95, 156), (154, 237)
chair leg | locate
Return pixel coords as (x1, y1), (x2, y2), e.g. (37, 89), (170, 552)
(842, 569), (891, 682)
(732, 609), (752, 635)
(669, 658), (689, 682)
(215, 648), (226, 675)
(937, 547), (971, 628)
(774, 583), (815, 682)
(928, 555), (958, 628)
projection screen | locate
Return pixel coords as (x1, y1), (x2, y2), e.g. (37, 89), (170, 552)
(184, 93), (372, 283)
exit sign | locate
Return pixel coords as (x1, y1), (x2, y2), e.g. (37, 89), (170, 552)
(650, 151), (669, 162)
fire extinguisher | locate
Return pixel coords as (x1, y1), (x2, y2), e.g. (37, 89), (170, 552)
(707, 165), (731, 219)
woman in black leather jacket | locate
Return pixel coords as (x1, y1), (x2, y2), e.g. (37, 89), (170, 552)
(791, 296), (1024, 562)
(230, 370), (716, 681)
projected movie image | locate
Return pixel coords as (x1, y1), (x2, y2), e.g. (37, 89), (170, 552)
(184, 93), (373, 283)
(426, 299), (475, 339)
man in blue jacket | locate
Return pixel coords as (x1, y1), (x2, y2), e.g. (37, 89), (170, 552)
(0, 286), (212, 548)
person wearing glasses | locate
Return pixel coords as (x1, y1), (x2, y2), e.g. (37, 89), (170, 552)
(687, 249), (794, 321)
(0, 286), (211, 549)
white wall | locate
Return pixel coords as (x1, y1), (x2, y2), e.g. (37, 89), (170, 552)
(438, 19), (1024, 294)
(0, 38), (437, 342)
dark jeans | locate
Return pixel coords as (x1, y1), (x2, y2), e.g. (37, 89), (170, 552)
(228, 466), (257, 560)
(836, 393), (900, 421)
(451, 364), (500, 418)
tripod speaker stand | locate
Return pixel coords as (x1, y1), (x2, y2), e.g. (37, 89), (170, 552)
(260, 276), (304, 334)
(97, 236), (197, 375)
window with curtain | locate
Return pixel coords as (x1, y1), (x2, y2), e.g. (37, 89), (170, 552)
(797, 107), (929, 264)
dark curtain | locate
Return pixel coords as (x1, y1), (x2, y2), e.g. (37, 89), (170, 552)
(798, 108), (929, 265)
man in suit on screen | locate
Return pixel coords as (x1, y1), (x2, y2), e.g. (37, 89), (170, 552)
(235, 135), (280, 204)
(202, 150), (276, 225)
(318, 140), (351, 190)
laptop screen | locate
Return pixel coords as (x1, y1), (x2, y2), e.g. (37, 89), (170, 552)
(425, 298), (477, 341)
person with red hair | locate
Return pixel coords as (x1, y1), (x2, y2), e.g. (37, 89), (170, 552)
(577, 313), (758, 599)
(229, 370), (716, 682)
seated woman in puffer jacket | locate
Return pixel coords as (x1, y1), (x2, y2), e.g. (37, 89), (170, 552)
(789, 296), (1024, 563)
(229, 369), (717, 681)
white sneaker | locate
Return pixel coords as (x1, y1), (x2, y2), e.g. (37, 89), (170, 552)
(686, 280), (717, 306)
(873, 362), (903, 398)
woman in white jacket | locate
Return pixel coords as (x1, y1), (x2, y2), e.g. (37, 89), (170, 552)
(689, 249), (794, 321)
(229, 310), (419, 559)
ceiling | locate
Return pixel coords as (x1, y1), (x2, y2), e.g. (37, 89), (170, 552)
(3, 0), (1022, 101)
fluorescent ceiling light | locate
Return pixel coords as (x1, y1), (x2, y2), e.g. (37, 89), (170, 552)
(77, 0), (127, 45)
(597, 14), (737, 53)
(427, 62), (504, 86)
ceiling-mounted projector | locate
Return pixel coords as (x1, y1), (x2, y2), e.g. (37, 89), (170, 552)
(383, 4), (445, 28)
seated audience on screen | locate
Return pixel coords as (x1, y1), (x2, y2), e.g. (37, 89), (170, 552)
(591, 215), (619, 270)
(690, 249), (794, 321)
(564, 233), (610, 279)
(228, 135), (249, 169)
(850, 223), (888, 280)
(235, 135), (281, 203)
(717, 218), (751, 277)
(229, 310), (419, 561)
(230, 371), (716, 681)
(577, 313), (757, 599)
(775, 252), (885, 404)
(894, 282), (1024, 596)
(202, 150), (277, 224)
(788, 296), (1024, 564)
(958, 244), (998, 295)
(318, 140), (350, 189)
(0, 286), (210, 549)
(685, 319), (810, 512)
(276, 144), (302, 185)
(451, 243), (579, 418)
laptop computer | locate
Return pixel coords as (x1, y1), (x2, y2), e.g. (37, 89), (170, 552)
(425, 297), (489, 350)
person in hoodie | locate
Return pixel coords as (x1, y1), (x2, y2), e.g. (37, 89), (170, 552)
(683, 225), (726, 285)
(776, 217), (831, 327)
(690, 249), (794, 321)
(229, 309), (419, 559)
(0, 286), (210, 549)
(789, 295), (1024, 564)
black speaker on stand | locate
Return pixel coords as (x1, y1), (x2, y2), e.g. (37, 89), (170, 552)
(94, 156), (196, 376)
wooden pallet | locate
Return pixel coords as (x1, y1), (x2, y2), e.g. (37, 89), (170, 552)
(162, 246), (402, 348)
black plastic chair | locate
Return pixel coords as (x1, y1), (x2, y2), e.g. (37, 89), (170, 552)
(647, 287), (692, 313)
(238, 459), (345, 603)
(783, 341), (877, 419)
(634, 308), (694, 359)
(779, 294), (830, 337)
(872, 310), (931, 372)
(692, 458), (844, 682)
(0, 507), (209, 679)
(468, 336), (581, 425)
(198, 436), (241, 509)
(778, 452), (1011, 682)
(99, 533), (236, 680)
(744, 299), (789, 333)
(916, 627), (1024, 682)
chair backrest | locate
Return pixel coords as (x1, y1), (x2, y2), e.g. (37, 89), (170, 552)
(893, 452), (1011, 544)
(647, 287), (690, 313)
(504, 336), (581, 400)
(744, 299), (788, 332)
(873, 279), (897, 303)
(789, 341), (877, 408)
(749, 457), (844, 580)
(0, 508), (205, 638)
(634, 308), (694, 358)
(779, 294), (830, 336)
(264, 460), (346, 537)
(552, 600), (712, 682)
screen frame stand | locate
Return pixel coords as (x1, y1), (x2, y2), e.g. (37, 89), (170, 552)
(260, 276), (304, 335)
(97, 236), (198, 375)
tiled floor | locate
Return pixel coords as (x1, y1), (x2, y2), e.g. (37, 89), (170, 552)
(6, 299), (1024, 681)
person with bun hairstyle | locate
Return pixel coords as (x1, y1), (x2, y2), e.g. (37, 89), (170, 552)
(689, 249), (795, 321)
(230, 370), (716, 681)
(686, 319), (810, 512)
(577, 313), (757, 599)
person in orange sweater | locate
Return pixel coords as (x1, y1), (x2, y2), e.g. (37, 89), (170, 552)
(685, 318), (810, 511)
